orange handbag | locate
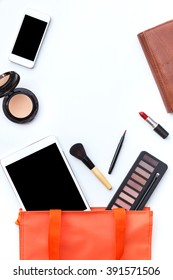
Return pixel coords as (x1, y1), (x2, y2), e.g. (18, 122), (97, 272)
(16, 207), (153, 260)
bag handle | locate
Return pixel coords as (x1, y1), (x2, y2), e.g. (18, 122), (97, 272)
(113, 207), (126, 259)
(48, 208), (126, 260)
(48, 209), (61, 260)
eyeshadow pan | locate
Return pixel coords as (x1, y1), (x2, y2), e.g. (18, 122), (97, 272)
(131, 173), (147, 185)
(139, 160), (154, 172)
(123, 185), (139, 198)
(119, 192), (135, 204)
(143, 154), (158, 167)
(135, 166), (151, 178)
(115, 198), (131, 210)
(111, 205), (118, 209)
(127, 179), (143, 191)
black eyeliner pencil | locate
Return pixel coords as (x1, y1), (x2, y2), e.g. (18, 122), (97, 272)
(108, 130), (126, 174)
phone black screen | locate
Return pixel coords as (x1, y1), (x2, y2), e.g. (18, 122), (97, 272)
(6, 144), (88, 211)
(12, 15), (47, 61)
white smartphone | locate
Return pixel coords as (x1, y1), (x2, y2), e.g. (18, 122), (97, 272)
(1, 135), (90, 211)
(9, 8), (50, 68)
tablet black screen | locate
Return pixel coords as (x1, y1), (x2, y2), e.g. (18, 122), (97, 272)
(6, 143), (88, 211)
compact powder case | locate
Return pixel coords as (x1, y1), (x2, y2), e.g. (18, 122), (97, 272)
(0, 71), (38, 123)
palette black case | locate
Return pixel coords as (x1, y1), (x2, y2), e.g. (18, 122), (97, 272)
(106, 151), (168, 210)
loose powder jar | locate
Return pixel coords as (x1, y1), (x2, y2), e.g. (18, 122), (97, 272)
(0, 71), (38, 123)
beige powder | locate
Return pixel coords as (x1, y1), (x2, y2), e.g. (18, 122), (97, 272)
(0, 75), (10, 87)
(8, 94), (33, 118)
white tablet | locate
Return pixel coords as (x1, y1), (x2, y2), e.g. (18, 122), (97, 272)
(1, 135), (90, 211)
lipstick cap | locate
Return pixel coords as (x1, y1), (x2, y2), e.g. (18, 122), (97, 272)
(154, 124), (169, 139)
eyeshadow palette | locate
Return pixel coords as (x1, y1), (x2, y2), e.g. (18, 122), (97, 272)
(106, 151), (168, 210)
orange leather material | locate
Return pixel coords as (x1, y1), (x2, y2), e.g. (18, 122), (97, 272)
(17, 207), (153, 260)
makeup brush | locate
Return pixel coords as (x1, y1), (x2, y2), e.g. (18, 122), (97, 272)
(69, 143), (112, 190)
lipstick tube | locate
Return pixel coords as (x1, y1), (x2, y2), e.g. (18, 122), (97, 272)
(139, 112), (169, 139)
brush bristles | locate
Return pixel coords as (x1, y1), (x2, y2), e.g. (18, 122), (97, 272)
(69, 143), (86, 159)
(69, 143), (95, 169)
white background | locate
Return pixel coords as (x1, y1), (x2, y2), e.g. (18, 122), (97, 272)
(0, 0), (173, 265)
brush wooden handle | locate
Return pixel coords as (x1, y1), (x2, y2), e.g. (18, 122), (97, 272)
(91, 167), (112, 190)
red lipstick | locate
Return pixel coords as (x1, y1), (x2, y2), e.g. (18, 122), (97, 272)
(139, 112), (169, 139)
